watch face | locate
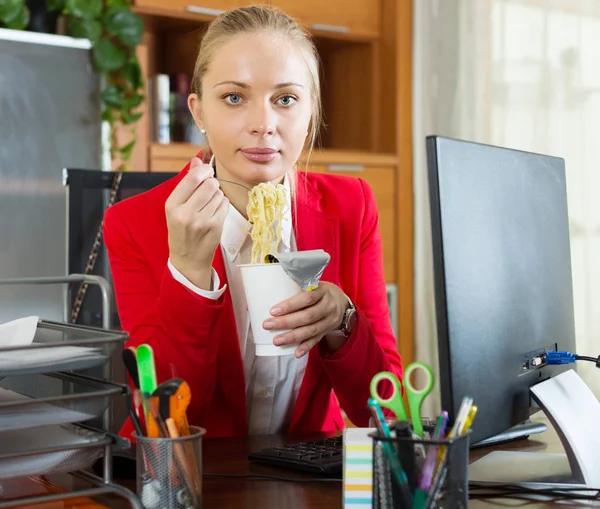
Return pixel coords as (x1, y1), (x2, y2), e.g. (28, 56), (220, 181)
(345, 309), (358, 334)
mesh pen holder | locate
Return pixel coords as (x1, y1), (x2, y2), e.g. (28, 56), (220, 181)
(135, 426), (206, 509)
(371, 428), (471, 509)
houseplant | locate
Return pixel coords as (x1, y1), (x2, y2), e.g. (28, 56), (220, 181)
(0, 0), (145, 171)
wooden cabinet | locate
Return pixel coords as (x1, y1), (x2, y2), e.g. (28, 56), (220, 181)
(135, 0), (380, 38)
(272, 0), (380, 39)
(307, 164), (396, 283)
(134, 0), (254, 17)
(149, 143), (199, 171)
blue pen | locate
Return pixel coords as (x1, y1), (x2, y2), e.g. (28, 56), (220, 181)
(368, 398), (413, 507)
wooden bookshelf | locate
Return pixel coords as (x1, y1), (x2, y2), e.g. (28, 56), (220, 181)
(127, 0), (414, 364)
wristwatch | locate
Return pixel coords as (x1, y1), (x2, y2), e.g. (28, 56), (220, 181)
(335, 301), (358, 338)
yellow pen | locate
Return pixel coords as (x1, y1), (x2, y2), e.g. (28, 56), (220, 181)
(460, 405), (478, 435)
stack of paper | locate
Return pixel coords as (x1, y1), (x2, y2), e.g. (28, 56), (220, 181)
(0, 387), (97, 432)
(0, 317), (106, 374)
(0, 425), (107, 479)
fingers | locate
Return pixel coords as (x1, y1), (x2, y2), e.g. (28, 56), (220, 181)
(272, 317), (329, 347)
(166, 158), (214, 208)
(193, 186), (228, 221)
(269, 286), (325, 317)
(294, 337), (323, 359)
(184, 177), (222, 214)
(264, 299), (327, 332)
(213, 191), (230, 220)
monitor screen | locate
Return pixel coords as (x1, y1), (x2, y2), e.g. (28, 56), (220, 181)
(426, 136), (577, 444)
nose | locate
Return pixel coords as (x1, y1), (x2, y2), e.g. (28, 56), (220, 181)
(252, 124), (275, 137)
(248, 101), (276, 137)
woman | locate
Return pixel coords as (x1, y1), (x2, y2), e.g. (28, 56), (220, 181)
(104, 5), (403, 439)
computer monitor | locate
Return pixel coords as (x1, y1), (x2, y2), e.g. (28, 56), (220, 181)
(426, 136), (577, 446)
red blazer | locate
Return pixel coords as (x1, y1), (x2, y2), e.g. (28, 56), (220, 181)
(103, 160), (403, 439)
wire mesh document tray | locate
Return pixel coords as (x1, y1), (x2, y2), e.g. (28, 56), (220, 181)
(0, 320), (125, 375)
(0, 424), (112, 480)
(0, 372), (124, 432)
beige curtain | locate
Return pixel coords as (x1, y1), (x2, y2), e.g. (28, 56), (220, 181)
(413, 0), (600, 417)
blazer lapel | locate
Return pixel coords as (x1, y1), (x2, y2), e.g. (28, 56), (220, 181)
(289, 173), (341, 430)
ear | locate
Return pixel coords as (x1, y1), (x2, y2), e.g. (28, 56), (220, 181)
(188, 93), (204, 131)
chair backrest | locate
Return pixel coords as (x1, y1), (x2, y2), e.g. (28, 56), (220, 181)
(65, 169), (176, 330)
(65, 169), (176, 431)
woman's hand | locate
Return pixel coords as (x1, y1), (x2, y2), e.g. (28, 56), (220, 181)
(166, 157), (229, 290)
(262, 282), (352, 358)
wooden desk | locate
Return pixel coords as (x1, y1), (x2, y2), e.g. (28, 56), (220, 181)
(59, 416), (597, 508)
(198, 418), (597, 508)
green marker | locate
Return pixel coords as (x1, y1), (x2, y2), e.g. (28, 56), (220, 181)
(136, 344), (158, 411)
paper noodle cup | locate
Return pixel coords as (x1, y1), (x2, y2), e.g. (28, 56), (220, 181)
(240, 263), (301, 356)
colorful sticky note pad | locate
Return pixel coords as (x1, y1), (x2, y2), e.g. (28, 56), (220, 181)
(343, 427), (376, 509)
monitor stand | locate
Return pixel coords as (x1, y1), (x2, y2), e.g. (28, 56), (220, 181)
(471, 420), (547, 449)
(469, 369), (600, 490)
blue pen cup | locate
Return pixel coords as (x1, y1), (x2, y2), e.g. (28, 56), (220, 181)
(134, 426), (206, 509)
(371, 427), (471, 509)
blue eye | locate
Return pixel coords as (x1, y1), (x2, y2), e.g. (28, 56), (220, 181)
(224, 93), (242, 105)
(277, 95), (296, 107)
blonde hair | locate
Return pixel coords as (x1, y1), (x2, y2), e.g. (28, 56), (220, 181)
(191, 5), (322, 169)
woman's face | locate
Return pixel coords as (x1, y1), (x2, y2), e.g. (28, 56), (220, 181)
(189, 32), (313, 186)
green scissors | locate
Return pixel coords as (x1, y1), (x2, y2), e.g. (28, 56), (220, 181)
(369, 362), (434, 437)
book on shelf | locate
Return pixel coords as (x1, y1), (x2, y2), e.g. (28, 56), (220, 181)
(149, 73), (206, 146)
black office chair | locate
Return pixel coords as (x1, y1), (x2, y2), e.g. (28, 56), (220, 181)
(64, 168), (176, 430)
(65, 168), (176, 330)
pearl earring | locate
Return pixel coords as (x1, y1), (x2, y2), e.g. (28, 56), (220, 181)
(200, 128), (207, 135)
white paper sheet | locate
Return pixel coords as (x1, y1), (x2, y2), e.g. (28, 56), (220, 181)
(0, 387), (97, 431)
(0, 425), (106, 478)
(0, 345), (105, 371)
(530, 368), (600, 487)
(0, 316), (108, 373)
(0, 316), (38, 347)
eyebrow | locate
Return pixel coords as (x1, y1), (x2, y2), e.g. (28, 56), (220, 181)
(213, 80), (304, 89)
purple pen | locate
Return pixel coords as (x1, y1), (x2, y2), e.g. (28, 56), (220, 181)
(418, 411), (448, 491)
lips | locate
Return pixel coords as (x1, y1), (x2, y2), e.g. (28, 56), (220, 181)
(240, 147), (279, 163)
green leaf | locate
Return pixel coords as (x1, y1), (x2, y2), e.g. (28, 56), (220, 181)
(105, 9), (143, 47)
(118, 139), (136, 155)
(119, 139), (136, 162)
(0, 0), (20, 19)
(120, 61), (142, 90)
(93, 37), (127, 71)
(0, 0), (27, 28)
(46, 0), (66, 12)
(123, 93), (144, 109)
(121, 110), (143, 125)
(5, 7), (28, 29)
(101, 109), (113, 122)
(99, 85), (124, 108)
(68, 17), (102, 41)
(107, 0), (128, 7)
(66, 0), (101, 19)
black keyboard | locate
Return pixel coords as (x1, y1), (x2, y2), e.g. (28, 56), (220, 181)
(248, 436), (343, 475)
